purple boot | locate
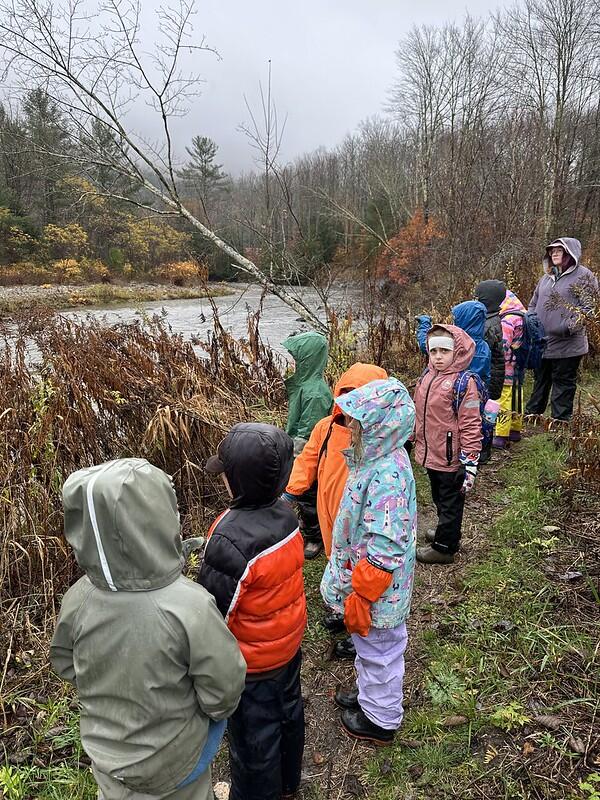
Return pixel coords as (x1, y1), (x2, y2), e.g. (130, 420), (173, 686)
(509, 431), (522, 443)
(492, 435), (509, 449)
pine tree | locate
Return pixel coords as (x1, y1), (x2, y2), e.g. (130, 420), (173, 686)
(177, 136), (228, 217)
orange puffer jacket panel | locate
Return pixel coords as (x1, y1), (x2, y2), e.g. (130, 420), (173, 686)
(286, 362), (388, 556)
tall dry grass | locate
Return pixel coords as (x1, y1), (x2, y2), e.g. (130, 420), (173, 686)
(0, 306), (286, 666)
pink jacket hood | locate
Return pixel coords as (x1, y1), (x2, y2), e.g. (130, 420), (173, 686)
(500, 290), (525, 316)
(427, 324), (476, 375)
(416, 324), (482, 472)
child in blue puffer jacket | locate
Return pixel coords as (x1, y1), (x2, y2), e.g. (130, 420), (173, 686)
(416, 300), (491, 386)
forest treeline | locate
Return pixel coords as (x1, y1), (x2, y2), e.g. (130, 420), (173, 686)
(1, 0), (600, 292)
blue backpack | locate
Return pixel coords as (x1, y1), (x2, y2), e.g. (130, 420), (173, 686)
(500, 310), (546, 384)
(421, 368), (492, 450)
(452, 371), (493, 450)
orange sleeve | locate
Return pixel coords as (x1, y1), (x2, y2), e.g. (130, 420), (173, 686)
(286, 416), (330, 496)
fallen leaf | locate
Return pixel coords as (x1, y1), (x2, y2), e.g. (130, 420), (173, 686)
(312, 751), (327, 765)
(484, 745), (498, 763)
(343, 774), (365, 797)
(44, 725), (67, 738)
(542, 525), (560, 533)
(398, 739), (423, 749)
(442, 715), (469, 727)
(557, 571), (583, 581)
(522, 741), (535, 756)
(533, 714), (562, 731)
(568, 737), (586, 755)
(498, 662), (511, 678)
(408, 764), (424, 780)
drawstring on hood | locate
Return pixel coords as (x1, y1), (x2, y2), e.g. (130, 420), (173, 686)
(63, 459), (183, 592)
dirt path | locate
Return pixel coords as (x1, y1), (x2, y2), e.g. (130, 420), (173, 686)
(293, 448), (513, 799)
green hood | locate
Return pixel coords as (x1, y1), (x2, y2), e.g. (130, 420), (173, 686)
(283, 331), (329, 382)
(62, 458), (183, 592)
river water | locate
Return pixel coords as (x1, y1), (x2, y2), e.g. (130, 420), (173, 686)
(64, 284), (363, 356)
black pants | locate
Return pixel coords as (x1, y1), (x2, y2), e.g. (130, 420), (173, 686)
(229, 650), (305, 800)
(427, 468), (465, 555)
(296, 483), (321, 544)
(525, 356), (582, 421)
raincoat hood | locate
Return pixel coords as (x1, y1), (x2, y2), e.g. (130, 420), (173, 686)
(332, 362), (388, 417)
(62, 459), (183, 592)
(543, 237), (581, 276)
(500, 289), (526, 316)
(335, 378), (415, 461)
(426, 324), (475, 374)
(475, 280), (506, 315)
(219, 422), (293, 509)
(452, 300), (486, 342)
(283, 331), (329, 382)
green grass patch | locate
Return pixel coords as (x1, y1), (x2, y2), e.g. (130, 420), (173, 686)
(364, 434), (594, 798)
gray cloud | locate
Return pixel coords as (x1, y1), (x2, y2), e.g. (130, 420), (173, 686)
(128, 0), (502, 174)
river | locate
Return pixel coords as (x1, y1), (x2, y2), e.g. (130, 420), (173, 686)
(64, 284), (363, 356)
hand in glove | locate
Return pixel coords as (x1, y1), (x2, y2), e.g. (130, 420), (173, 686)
(293, 437), (307, 457)
(461, 464), (477, 494)
(344, 559), (393, 637)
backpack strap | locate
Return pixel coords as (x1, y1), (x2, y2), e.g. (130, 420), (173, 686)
(317, 418), (336, 469)
(451, 371), (471, 416)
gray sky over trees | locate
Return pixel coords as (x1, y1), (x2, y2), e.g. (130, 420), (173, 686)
(130, 0), (502, 174)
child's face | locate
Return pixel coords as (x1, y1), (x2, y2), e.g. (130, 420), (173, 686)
(344, 414), (361, 444)
(429, 346), (454, 372)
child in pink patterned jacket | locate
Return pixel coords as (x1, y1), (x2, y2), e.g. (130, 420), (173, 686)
(494, 290), (526, 449)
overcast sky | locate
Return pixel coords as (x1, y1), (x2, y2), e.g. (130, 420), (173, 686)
(131, 0), (503, 175)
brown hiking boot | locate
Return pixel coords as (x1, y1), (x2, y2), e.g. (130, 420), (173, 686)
(417, 546), (455, 565)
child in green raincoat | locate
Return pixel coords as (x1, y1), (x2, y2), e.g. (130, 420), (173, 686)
(283, 331), (333, 558)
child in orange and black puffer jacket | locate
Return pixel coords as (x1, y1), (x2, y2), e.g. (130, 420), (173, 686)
(198, 422), (307, 800)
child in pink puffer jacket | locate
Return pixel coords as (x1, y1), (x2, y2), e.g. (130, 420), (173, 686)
(413, 325), (483, 565)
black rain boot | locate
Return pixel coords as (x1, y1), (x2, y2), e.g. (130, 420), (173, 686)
(333, 636), (356, 659)
(335, 687), (359, 709)
(340, 706), (395, 745)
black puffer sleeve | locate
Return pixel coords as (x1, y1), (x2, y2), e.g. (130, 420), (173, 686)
(198, 533), (247, 619)
(487, 324), (505, 400)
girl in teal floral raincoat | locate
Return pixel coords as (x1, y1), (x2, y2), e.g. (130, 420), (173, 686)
(320, 378), (417, 744)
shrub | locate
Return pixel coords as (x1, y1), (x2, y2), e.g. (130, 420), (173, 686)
(40, 223), (89, 262)
(151, 260), (208, 286)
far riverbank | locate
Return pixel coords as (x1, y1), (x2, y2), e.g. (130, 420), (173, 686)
(0, 282), (233, 313)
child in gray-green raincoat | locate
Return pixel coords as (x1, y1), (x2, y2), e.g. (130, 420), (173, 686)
(50, 458), (246, 800)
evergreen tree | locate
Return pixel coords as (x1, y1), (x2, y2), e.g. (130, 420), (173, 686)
(177, 136), (228, 215)
(22, 88), (72, 226)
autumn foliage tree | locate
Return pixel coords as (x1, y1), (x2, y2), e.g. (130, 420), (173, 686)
(376, 211), (443, 285)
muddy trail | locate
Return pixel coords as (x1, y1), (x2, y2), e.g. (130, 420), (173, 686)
(249, 428), (598, 800)
(214, 442), (511, 797)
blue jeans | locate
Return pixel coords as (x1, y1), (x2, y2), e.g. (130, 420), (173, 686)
(177, 719), (227, 788)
